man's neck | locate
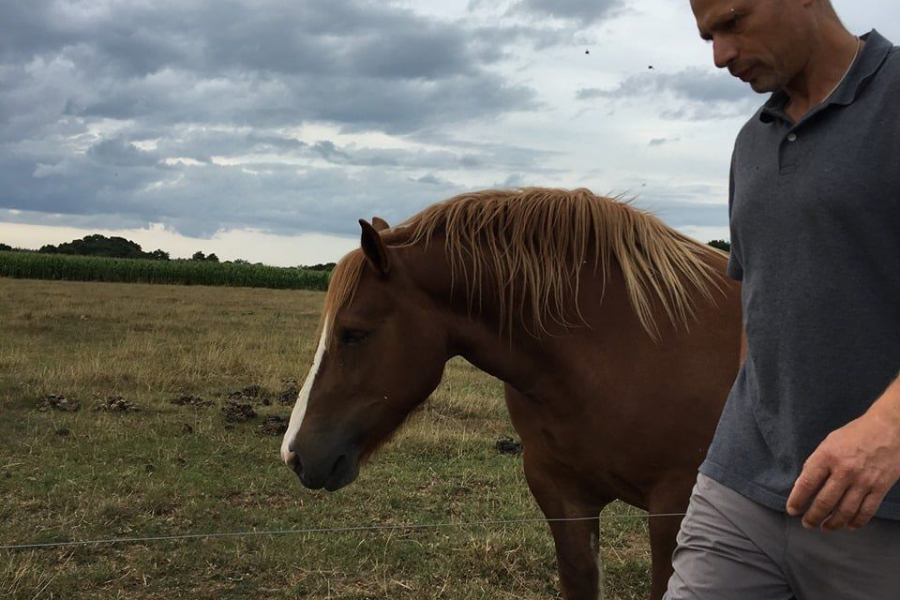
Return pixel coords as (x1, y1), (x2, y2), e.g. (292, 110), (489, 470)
(784, 26), (862, 123)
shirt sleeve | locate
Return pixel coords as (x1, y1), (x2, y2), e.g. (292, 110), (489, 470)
(726, 149), (744, 282)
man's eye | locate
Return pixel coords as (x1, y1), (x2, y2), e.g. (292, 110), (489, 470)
(726, 15), (743, 30)
(339, 329), (369, 345)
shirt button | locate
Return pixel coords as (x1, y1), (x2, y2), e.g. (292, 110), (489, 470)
(787, 132), (798, 142)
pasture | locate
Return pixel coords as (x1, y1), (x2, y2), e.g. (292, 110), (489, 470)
(0, 277), (652, 599)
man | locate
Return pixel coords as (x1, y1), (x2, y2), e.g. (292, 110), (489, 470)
(665, 1), (900, 598)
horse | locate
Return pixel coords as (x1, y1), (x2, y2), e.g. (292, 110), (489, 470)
(281, 188), (744, 599)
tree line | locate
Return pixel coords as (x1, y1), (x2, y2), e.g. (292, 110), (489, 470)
(0, 234), (330, 270)
(2, 234), (731, 270)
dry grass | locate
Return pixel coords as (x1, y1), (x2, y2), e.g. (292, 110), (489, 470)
(0, 277), (651, 599)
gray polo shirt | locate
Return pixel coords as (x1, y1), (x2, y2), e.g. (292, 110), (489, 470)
(700, 29), (900, 520)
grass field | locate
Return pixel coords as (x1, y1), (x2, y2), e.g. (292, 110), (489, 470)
(0, 277), (652, 599)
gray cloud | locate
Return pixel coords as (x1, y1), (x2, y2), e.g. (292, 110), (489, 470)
(413, 173), (451, 186)
(0, 147), (465, 238)
(0, 0), (548, 141)
(87, 138), (159, 167)
(306, 138), (558, 173)
(0, 0), (582, 238)
(0, 110), (564, 238)
(618, 180), (729, 228)
(638, 201), (727, 228)
(577, 66), (759, 120)
(515, 0), (625, 25)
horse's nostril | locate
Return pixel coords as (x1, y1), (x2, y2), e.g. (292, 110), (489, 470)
(332, 454), (347, 477)
(287, 453), (304, 478)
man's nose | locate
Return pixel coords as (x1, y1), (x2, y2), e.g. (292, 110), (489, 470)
(713, 37), (738, 70)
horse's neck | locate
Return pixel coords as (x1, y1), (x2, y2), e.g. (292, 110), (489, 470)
(400, 230), (740, 415)
(449, 309), (561, 398)
(399, 235), (560, 395)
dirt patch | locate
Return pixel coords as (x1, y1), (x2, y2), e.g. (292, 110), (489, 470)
(55, 428), (71, 437)
(39, 395), (80, 412)
(495, 438), (523, 456)
(226, 384), (272, 406)
(94, 396), (140, 412)
(222, 401), (257, 423)
(181, 423), (194, 435)
(259, 415), (288, 436)
(170, 394), (215, 408)
(277, 380), (300, 406)
(229, 384), (261, 399)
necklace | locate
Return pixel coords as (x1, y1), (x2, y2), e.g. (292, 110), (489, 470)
(786, 36), (861, 111)
(822, 36), (861, 103)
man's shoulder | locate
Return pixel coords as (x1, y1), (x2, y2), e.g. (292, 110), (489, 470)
(731, 105), (768, 154)
(862, 36), (900, 96)
(881, 44), (900, 80)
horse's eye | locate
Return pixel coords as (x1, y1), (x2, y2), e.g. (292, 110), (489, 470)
(339, 329), (369, 346)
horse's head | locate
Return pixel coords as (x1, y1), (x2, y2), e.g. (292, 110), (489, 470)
(281, 218), (449, 491)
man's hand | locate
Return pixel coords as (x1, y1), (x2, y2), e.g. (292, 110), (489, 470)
(787, 400), (900, 532)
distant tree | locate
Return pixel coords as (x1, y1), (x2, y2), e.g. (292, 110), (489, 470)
(148, 249), (170, 261)
(68, 234), (142, 257)
(38, 234), (149, 259)
(191, 251), (206, 261)
(708, 239), (731, 252)
(0, 243), (12, 251)
(303, 262), (336, 272)
(206, 253), (219, 263)
(231, 258), (250, 265)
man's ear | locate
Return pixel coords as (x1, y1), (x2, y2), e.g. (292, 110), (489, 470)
(359, 219), (390, 276)
(371, 216), (390, 232)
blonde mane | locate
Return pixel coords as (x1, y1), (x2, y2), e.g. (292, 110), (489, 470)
(324, 188), (728, 340)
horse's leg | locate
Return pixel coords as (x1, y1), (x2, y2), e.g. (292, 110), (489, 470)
(646, 487), (692, 600)
(524, 456), (611, 600)
(647, 514), (682, 600)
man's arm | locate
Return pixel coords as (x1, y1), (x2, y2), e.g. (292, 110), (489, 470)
(787, 370), (900, 531)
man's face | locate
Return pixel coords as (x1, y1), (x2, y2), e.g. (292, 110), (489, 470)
(691, 0), (807, 93)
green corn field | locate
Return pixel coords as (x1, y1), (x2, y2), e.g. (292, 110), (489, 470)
(0, 251), (330, 290)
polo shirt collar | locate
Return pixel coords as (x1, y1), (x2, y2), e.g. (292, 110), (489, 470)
(759, 29), (893, 124)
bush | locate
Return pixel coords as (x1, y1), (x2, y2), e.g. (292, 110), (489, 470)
(708, 239), (731, 252)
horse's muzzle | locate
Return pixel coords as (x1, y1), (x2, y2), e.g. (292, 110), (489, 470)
(288, 441), (360, 492)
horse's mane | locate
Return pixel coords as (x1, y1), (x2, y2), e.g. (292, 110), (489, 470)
(323, 188), (727, 340)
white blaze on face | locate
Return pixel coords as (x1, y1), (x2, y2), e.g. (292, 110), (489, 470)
(281, 316), (330, 465)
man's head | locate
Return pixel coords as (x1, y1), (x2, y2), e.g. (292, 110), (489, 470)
(690, 0), (844, 93)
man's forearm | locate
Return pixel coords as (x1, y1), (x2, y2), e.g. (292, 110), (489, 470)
(867, 370), (900, 433)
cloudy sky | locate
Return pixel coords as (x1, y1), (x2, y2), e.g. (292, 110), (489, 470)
(1, 0), (897, 266)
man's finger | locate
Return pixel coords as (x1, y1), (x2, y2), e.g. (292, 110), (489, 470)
(801, 476), (849, 529)
(787, 461), (830, 516)
(822, 486), (868, 531)
(848, 491), (887, 531)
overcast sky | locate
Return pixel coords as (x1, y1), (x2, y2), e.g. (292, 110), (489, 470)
(1, 0), (897, 266)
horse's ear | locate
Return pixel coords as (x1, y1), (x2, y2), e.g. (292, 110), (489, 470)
(359, 219), (390, 277)
(371, 216), (390, 232)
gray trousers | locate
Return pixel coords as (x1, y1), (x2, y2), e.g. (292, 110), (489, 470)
(664, 473), (900, 599)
